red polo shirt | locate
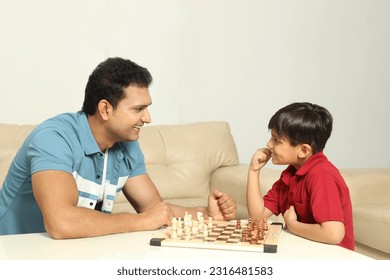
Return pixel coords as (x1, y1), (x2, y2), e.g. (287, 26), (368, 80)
(264, 152), (355, 250)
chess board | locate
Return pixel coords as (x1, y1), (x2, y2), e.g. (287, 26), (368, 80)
(150, 219), (283, 253)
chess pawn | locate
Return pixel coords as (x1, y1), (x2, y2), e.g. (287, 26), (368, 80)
(177, 219), (183, 228)
(263, 220), (268, 231)
(185, 215), (193, 227)
(203, 228), (208, 238)
(207, 217), (213, 229)
(258, 229), (264, 240)
(184, 224), (191, 236)
(198, 219), (204, 229)
(177, 227), (183, 238)
(203, 224), (209, 238)
(171, 218), (178, 230)
(171, 230), (178, 239)
(191, 225), (199, 236)
(251, 229), (258, 239)
(241, 229), (247, 242)
(247, 220), (253, 230)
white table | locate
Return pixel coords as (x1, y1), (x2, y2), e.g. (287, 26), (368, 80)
(0, 227), (372, 260)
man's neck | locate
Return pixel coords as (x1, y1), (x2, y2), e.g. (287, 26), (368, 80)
(87, 114), (113, 152)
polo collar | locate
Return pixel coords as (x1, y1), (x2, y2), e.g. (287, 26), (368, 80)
(78, 112), (101, 156)
(280, 152), (327, 185)
(296, 152), (327, 176)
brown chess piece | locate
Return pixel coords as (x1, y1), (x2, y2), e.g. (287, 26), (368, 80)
(236, 219), (241, 229)
(263, 219), (268, 231)
(258, 229), (264, 240)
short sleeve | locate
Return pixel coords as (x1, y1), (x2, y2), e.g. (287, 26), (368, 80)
(27, 129), (74, 174)
(264, 179), (283, 216)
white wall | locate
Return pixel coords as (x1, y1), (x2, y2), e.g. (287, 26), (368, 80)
(1, 0), (389, 168)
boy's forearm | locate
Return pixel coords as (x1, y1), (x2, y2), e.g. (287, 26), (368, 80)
(246, 169), (265, 218)
(285, 220), (344, 245)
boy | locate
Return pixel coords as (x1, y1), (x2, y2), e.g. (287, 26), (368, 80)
(247, 102), (354, 250)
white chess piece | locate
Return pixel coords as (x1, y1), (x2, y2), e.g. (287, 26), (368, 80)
(177, 227), (183, 238)
(203, 227), (208, 238)
(208, 217), (213, 230)
(191, 225), (199, 235)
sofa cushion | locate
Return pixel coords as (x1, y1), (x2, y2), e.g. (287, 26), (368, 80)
(353, 204), (390, 253)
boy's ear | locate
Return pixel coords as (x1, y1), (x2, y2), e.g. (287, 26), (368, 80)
(298, 144), (313, 158)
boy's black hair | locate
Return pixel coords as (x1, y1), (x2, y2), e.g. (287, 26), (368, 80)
(82, 57), (153, 115)
(268, 102), (333, 154)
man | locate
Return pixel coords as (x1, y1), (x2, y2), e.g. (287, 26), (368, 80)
(0, 57), (236, 239)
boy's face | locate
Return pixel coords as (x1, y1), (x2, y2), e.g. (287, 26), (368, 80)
(266, 129), (303, 167)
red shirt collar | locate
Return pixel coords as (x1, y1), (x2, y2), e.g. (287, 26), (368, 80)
(280, 152), (327, 184)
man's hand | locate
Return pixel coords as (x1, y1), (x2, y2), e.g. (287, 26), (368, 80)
(207, 190), (236, 220)
(140, 201), (175, 230)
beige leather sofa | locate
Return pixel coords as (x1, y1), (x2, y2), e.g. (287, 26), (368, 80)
(1, 121), (390, 256)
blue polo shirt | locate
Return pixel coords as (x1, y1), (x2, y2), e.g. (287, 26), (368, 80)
(0, 112), (146, 235)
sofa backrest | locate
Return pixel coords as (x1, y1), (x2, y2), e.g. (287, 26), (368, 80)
(138, 121), (239, 199)
(0, 123), (36, 187)
(340, 168), (390, 206)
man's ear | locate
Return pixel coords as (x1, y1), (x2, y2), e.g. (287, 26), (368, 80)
(97, 99), (112, 121)
(298, 144), (312, 158)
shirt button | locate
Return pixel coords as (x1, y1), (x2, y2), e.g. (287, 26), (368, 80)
(96, 174), (101, 179)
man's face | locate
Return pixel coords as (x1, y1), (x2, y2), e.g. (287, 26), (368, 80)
(107, 85), (152, 142)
